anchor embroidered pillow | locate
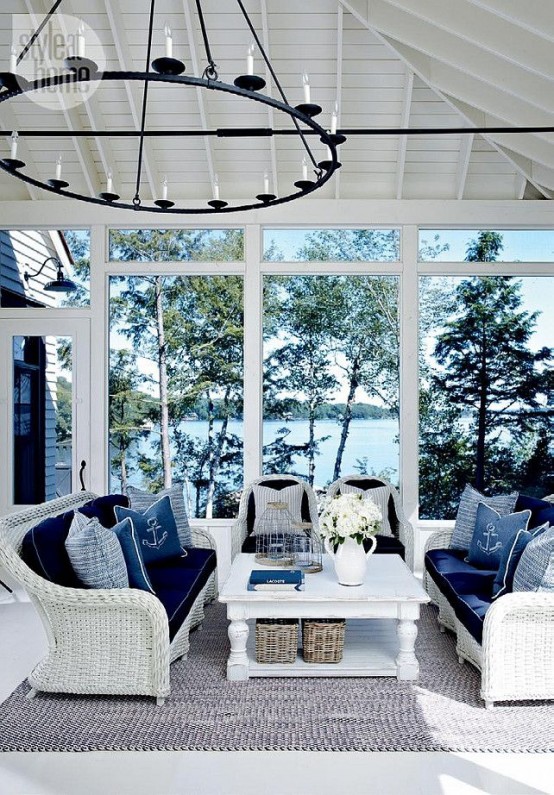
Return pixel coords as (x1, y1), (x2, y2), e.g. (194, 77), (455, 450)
(466, 502), (532, 570)
(114, 495), (182, 565)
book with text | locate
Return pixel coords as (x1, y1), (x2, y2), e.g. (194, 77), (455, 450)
(248, 569), (305, 591)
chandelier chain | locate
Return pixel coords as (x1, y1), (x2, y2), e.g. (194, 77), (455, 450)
(195, 0), (218, 81)
(17, 0), (64, 65)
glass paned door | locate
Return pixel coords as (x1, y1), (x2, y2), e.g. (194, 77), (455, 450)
(0, 319), (90, 512)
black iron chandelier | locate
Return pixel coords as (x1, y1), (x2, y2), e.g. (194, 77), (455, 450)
(0, 0), (346, 214)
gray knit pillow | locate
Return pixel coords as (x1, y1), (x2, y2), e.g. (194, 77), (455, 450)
(450, 484), (518, 551)
(127, 483), (192, 547)
(513, 526), (554, 592)
(65, 512), (129, 589)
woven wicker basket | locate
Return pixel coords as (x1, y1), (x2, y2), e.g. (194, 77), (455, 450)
(302, 619), (346, 663)
(256, 618), (299, 664)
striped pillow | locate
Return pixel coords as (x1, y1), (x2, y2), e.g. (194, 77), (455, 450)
(513, 526), (554, 592)
(450, 484), (518, 551)
(127, 484), (192, 547)
(252, 483), (303, 533)
(65, 511), (129, 589)
(340, 484), (393, 537)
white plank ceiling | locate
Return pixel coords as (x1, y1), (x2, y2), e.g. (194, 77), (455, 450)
(0, 0), (553, 205)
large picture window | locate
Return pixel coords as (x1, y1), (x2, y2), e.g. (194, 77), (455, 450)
(263, 275), (400, 488)
(109, 272), (244, 519)
(419, 271), (553, 519)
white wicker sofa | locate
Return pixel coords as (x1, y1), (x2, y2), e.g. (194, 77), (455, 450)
(424, 527), (554, 709)
(0, 491), (216, 705)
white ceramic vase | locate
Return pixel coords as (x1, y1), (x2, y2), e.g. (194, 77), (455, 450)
(324, 535), (377, 586)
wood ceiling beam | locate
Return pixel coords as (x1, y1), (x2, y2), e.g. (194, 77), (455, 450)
(23, 0), (99, 198)
(259, 0), (279, 199)
(395, 71), (413, 199)
(455, 132), (474, 199)
(333, 5), (344, 200)
(337, 0), (552, 199)
(103, 0), (158, 201)
(182, 0), (215, 198)
(465, 0), (554, 44)
(380, 0), (554, 80)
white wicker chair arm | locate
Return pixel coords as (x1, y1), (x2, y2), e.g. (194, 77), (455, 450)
(190, 526), (216, 550)
(481, 592), (554, 705)
(423, 528), (454, 555)
(231, 518), (248, 561)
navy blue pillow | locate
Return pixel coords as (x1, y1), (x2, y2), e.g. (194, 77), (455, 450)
(20, 511), (83, 587)
(114, 495), (182, 565)
(111, 517), (154, 593)
(79, 494), (129, 529)
(467, 503), (531, 570)
(515, 494), (554, 530)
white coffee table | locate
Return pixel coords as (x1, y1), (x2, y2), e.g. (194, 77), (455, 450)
(219, 553), (430, 681)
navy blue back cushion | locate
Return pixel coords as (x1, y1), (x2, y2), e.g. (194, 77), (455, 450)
(79, 494), (129, 528)
(21, 511), (83, 587)
(515, 494), (554, 529)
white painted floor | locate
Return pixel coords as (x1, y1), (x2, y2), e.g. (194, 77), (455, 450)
(1, 576), (553, 795)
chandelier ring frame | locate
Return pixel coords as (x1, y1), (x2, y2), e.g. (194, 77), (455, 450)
(0, 68), (341, 214)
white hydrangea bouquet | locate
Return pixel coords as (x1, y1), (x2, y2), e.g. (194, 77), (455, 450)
(318, 492), (382, 546)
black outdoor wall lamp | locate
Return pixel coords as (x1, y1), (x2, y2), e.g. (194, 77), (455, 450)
(24, 256), (77, 293)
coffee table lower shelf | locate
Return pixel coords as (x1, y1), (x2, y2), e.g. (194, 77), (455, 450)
(247, 618), (400, 678)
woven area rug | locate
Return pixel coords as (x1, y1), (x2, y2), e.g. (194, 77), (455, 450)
(0, 603), (552, 752)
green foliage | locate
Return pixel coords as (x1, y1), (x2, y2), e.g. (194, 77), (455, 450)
(55, 376), (72, 442)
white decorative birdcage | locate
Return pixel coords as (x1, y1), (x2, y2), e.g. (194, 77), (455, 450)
(254, 501), (300, 566)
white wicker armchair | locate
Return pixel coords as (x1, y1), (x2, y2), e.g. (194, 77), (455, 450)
(231, 474), (320, 561)
(0, 492), (216, 705)
(424, 528), (554, 708)
(326, 475), (415, 571)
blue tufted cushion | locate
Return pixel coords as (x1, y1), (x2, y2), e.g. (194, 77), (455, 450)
(466, 503), (531, 570)
(65, 512), (129, 589)
(79, 494), (129, 529)
(450, 484), (517, 551)
(127, 484), (192, 547)
(115, 495), (183, 565)
(148, 548), (216, 640)
(112, 517), (154, 593)
(20, 511), (83, 587)
(513, 526), (554, 592)
(515, 494), (554, 530)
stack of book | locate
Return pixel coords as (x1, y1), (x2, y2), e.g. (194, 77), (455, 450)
(248, 569), (305, 591)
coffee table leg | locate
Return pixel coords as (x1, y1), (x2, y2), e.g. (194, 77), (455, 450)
(227, 618), (249, 680)
(396, 618), (419, 680)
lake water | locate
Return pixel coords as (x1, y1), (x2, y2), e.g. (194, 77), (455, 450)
(122, 418), (399, 489)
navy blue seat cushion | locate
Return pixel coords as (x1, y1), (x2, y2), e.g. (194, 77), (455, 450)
(20, 511), (83, 587)
(148, 548), (216, 640)
(450, 592), (492, 644)
(79, 494), (129, 529)
(425, 548), (496, 643)
(246, 479), (311, 535)
(515, 494), (554, 530)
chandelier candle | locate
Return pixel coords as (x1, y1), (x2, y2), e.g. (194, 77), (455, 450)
(106, 169), (113, 193)
(77, 21), (85, 57)
(263, 172), (269, 194)
(55, 155), (62, 181)
(164, 23), (173, 58)
(10, 132), (18, 160)
(302, 73), (311, 104)
(247, 43), (254, 76)
(9, 46), (17, 73)
(331, 103), (338, 135)
(162, 176), (168, 201)
(213, 175), (220, 201)
(302, 157), (308, 181)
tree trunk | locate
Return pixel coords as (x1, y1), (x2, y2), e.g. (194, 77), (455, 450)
(205, 391), (215, 518)
(475, 329), (488, 491)
(308, 400), (316, 487)
(155, 277), (172, 488)
(120, 446), (128, 493)
(206, 388), (231, 518)
(333, 356), (360, 480)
